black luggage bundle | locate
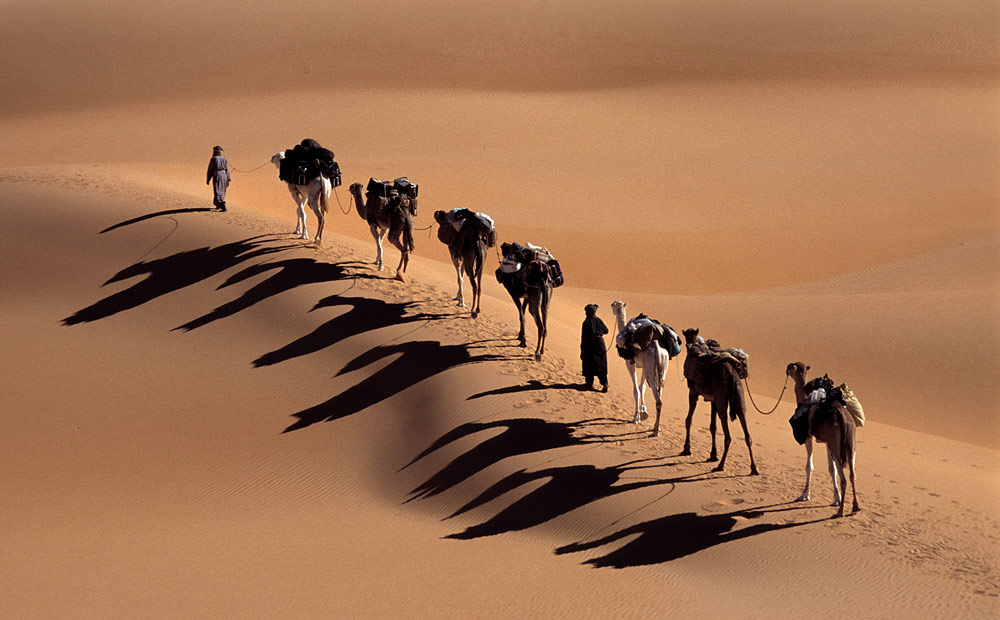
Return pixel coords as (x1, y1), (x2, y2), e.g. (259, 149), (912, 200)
(279, 139), (342, 187)
(366, 177), (418, 199)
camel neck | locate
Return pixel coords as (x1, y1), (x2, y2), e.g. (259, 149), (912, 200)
(791, 376), (807, 404)
(613, 310), (628, 334)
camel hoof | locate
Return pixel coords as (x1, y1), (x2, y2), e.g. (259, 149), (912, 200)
(534, 353), (542, 362)
(650, 430), (659, 438)
(851, 505), (861, 514)
(517, 340), (527, 348)
(680, 448), (691, 456)
(457, 301), (465, 307)
(471, 311), (479, 319)
(795, 494), (811, 502)
(631, 416), (642, 425)
(712, 464), (725, 473)
(830, 498), (843, 507)
(394, 272), (407, 283)
(707, 455), (719, 462)
(749, 467), (760, 476)
(299, 233), (309, 240)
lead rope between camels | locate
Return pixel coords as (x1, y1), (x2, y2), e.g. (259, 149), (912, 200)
(743, 374), (789, 415)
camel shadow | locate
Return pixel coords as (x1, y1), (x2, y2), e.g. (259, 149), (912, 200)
(444, 457), (688, 539)
(282, 340), (505, 433)
(402, 417), (628, 503)
(174, 259), (378, 332)
(467, 379), (591, 399)
(254, 293), (453, 368)
(99, 207), (216, 234)
(555, 503), (828, 568)
(63, 236), (294, 325)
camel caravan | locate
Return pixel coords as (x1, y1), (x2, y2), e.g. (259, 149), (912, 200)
(258, 138), (864, 517)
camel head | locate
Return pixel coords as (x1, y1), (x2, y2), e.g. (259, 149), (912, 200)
(271, 152), (285, 169)
(786, 362), (810, 381)
(682, 328), (700, 345)
(610, 300), (627, 317)
(348, 182), (364, 196)
(433, 210), (446, 224)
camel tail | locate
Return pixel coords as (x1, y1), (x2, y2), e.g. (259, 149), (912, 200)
(320, 179), (331, 215)
(729, 373), (746, 422)
(838, 406), (855, 465)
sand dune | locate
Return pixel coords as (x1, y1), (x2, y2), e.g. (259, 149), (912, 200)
(2, 0), (998, 617)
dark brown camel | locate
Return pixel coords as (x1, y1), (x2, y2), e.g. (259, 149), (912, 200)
(497, 242), (553, 361)
(348, 182), (415, 282)
(786, 362), (860, 517)
(681, 328), (758, 476)
(434, 210), (490, 318)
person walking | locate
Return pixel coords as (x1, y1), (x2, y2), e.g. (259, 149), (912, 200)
(206, 145), (231, 211)
(581, 303), (609, 392)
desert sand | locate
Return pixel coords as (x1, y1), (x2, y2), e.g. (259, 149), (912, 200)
(1, 1), (998, 618)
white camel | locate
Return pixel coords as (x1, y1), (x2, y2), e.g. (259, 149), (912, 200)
(611, 300), (672, 436)
(271, 152), (330, 242)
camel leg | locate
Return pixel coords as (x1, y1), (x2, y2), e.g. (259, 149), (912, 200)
(826, 445), (843, 507)
(469, 266), (482, 319)
(290, 187), (308, 238)
(389, 237), (409, 282)
(530, 305), (545, 361)
(371, 224), (386, 271)
(311, 201), (325, 245)
(682, 387), (698, 456)
(713, 405), (732, 472)
(627, 362), (642, 424)
(536, 295), (548, 360)
(452, 257), (465, 306)
(848, 447), (860, 514)
(834, 453), (847, 518)
(648, 367), (664, 438)
(797, 437), (814, 501)
(707, 406), (719, 462)
(636, 369), (649, 422)
(736, 412), (759, 476)
(515, 298), (527, 347)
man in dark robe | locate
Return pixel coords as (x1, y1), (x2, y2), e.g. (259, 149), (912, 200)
(581, 304), (609, 392)
(206, 145), (230, 211)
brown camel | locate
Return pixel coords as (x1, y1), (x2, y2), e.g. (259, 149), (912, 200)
(681, 328), (758, 476)
(786, 362), (860, 517)
(348, 182), (415, 282)
(496, 242), (553, 361)
(434, 210), (491, 318)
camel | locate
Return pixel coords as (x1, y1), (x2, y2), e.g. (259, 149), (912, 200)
(681, 328), (758, 476)
(348, 182), (416, 282)
(610, 300), (673, 436)
(786, 362), (860, 517)
(497, 243), (553, 361)
(434, 210), (490, 318)
(270, 152), (330, 242)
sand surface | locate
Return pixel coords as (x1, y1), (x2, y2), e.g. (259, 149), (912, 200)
(2, 1), (998, 618)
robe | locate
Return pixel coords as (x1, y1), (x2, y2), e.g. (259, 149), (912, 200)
(206, 154), (230, 206)
(581, 315), (609, 382)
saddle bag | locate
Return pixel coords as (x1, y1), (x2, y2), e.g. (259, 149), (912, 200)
(393, 177), (418, 198)
(547, 259), (564, 287)
(367, 177), (391, 198)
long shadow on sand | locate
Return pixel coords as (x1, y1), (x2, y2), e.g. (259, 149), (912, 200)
(556, 503), (827, 568)
(402, 417), (643, 502)
(444, 457), (698, 539)
(467, 379), (592, 399)
(99, 207), (216, 234)
(282, 341), (506, 433)
(173, 258), (380, 332)
(63, 235), (293, 325)
(254, 292), (456, 368)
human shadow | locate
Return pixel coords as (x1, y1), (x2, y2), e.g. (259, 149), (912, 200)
(467, 379), (590, 399)
(254, 293), (452, 368)
(444, 457), (689, 539)
(555, 503), (828, 568)
(174, 259), (378, 332)
(282, 340), (505, 433)
(99, 207), (215, 234)
(63, 236), (292, 325)
(403, 417), (630, 503)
